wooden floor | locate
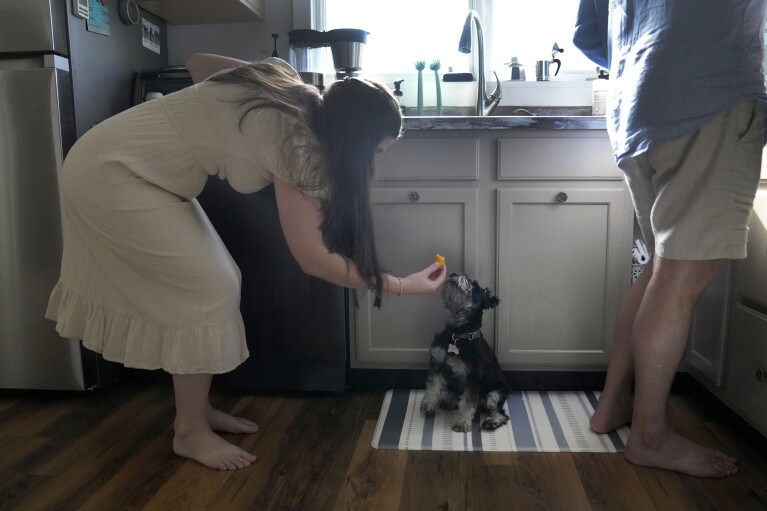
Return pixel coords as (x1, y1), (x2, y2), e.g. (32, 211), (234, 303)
(2, 373), (767, 511)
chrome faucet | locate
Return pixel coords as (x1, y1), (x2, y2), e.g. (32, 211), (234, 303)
(458, 10), (502, 116)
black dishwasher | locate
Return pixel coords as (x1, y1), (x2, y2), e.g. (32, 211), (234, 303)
(197, 179), (348, 392)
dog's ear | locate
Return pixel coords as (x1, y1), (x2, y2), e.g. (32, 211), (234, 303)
(482, 288), (500, 310)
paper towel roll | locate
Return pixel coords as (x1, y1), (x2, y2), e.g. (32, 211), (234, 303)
(632, 239), (650, 264)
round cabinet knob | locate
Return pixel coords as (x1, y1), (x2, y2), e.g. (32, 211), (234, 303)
(555, 192), (568, 203)
(409, 191), (420, 203)
(757, 368), (765, 382)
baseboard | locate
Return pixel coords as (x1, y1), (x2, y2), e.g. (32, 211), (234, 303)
(674, 373), (767, 452)
(350, 369), (705, 393)
(226, 362), (348, 393)
(349, 369), (609, 391)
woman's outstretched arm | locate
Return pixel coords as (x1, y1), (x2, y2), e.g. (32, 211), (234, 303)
(273, 178), (446, 295)
(185, 53), (249, 83)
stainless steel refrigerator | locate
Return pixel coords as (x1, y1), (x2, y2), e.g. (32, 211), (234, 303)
(0, 1), (117, 390)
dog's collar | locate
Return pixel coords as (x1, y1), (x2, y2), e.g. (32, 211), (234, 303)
(447, 331), (481, 355)
(451, 331), (481, 341)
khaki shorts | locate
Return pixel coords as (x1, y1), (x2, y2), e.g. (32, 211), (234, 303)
(619, 98), (764, 260)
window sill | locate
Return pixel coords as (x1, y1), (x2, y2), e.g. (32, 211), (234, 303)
(388, 76), (592, 109)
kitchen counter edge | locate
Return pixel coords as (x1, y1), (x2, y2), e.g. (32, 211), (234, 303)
(403, 116), (607, 130)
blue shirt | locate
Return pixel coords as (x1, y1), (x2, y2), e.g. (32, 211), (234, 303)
(573, 0), (609, 69)
(574, 0), (767, 164)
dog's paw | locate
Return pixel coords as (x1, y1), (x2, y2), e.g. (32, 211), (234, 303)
(452, 420), (472, 433)
(481, 415), (509, 431)
(420, 400), (437, 415)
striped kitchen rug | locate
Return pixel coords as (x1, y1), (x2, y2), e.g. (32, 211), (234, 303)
(372, 389), (629, 453)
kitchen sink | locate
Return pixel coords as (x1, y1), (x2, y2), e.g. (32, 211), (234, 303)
(402, 106), (594, 118)
(404, 105), (591, 118)
(488, 106), (593, 117)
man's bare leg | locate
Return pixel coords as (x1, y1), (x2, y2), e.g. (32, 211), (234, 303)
(590, 263), (653, 433)
(625, 257), (737, 477)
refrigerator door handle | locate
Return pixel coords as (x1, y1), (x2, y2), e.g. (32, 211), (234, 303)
(44, 54), (70, 72)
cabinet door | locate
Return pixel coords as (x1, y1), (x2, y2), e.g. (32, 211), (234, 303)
(351, 188), (478, 367)
(496, 186), (631, 366)
(734, 185), (767, 306)
(686, 261), (732, 387)
(722, 303), (767, 437)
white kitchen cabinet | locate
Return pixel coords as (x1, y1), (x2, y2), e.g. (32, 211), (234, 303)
(350, 133), (483, 368)
(698, 182), (767, 388)
(349, 127), (634, 370)
(685, 262), (733, 387)
(733, 185), (767, 306)
(686, 173), (767, 434)
(494, 133), (632, 368)
(496, 185), (632, 367)
(350, 187), (479, 367)
(720, 303), (767, 437)
(137, 0), (264, 24)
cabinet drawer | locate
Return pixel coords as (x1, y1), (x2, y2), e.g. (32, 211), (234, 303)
(498, 134), (621, 180)
(375, 137), (479, 180)
(724, 303), (767, 437)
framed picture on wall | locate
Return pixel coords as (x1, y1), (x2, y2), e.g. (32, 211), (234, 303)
(86, 0), (111, 37)
(142, 18), (161, 54)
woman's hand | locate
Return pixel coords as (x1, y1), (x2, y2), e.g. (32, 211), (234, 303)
(274, 178), (448, 295)
(401, 262), (447, 294)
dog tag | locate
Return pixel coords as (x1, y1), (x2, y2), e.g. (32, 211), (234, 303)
(448, 343), (460, 355)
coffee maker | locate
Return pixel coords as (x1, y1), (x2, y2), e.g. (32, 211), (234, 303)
(288, 28), (368, 88)
(287, 29), (328, 90)
(325, 28), (368, 78)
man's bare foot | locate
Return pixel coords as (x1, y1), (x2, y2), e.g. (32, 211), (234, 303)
(625, 427), (738, 478)
(206, 406), (259, 434)
(590, 391), (632, 433)
(173, 427), (257, 470)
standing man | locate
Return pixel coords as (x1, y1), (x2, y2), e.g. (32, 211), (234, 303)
(574, 0), (767, 477)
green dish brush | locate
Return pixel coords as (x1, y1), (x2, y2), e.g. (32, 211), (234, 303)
(429, 60), (442, 116)
(415, 60), (425, 116)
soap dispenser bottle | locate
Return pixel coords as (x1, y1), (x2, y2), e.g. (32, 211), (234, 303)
(505, 57), (526, 81)
(591, 68), (609, 116)
(393, 79), (404, 114)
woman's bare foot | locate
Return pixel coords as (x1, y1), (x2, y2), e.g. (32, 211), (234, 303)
(206, 406), (259, 434)
(625, 426), (738, 478)
(590, 391), (633, 433)
(173, 426), (257, 470)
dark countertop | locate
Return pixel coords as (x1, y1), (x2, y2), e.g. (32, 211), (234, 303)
(401, 106), (608, 131)
(403, 115), (607, 131)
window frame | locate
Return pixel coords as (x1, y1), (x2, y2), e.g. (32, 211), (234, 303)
(294, 0), (597, 109)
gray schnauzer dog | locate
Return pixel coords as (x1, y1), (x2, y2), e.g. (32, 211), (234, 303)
(420, 273), (509, 432)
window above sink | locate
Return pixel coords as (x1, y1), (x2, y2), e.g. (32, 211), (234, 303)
(309, 0), (598, 78)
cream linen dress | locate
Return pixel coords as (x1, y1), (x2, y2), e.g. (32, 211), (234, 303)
(45, 76), (326, 374)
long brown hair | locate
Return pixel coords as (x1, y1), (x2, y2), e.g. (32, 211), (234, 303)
(317, 77), (403, 307)
(208, 58), (323, 129)
(208, 59), (402, 307)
